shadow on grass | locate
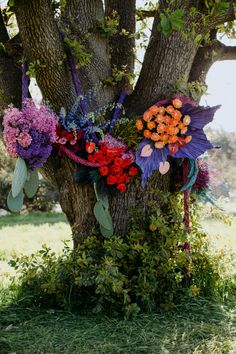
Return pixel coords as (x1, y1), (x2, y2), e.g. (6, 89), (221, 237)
(0, 212), (68, 229)
(0, 298), (236, 354)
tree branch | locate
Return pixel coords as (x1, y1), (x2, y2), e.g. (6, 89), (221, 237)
(207, 0), (235, 29)
(189, 38), (236, 83)
(136, 9), (156, 21)
(0, 8), (9, 43)
(105, 0), (136, 93)
(0, 9), (21, 122)
(128, 0), (199, 114)
(64, 0), (115, 107)
(14, 0), (76, 111)
(214, 41), (236, 60)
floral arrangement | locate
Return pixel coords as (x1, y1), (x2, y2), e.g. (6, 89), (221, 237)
(135, 96), (220, 187)
(3, 99), (58, 212)
(2, 89), (220, 237)
(2, 36), (220, 241)
(3, 99), (57, 169)
(54, 93), (137, 236)
(87, 135), (137, 193)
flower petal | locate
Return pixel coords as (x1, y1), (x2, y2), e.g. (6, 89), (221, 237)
(184, 105), (221, 129)
(136, 139), (169, 187)
(173, 94), (196, 107)
(174, 129), (213, 159)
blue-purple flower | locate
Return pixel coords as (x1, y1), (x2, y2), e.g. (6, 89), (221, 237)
(135, 96), (220, 187)
(16, 128), (52, 170)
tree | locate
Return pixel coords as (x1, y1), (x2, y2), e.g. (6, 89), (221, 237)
(0, 0), (235, 247)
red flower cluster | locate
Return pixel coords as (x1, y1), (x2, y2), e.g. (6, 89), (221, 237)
(88, 143), (138, 192)
(56, 125), (83, 145)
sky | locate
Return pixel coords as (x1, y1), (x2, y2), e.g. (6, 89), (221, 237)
(200, 54), (236, 133)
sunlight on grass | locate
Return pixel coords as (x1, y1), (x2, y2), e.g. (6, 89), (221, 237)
(201, 218), (236, 253)
(0, 222), (71, 259)
(0, 213), (72, 284)
(199, 215), (236, 281)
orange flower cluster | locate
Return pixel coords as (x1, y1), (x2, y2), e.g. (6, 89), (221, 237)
(136, 99), (192, 152)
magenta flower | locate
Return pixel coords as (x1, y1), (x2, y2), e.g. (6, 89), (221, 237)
(17, 132), (32, 148)
(3, 99), (58, 169)
(135, 96), (220, 187)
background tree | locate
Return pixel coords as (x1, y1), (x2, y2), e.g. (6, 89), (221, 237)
(0, 0), (235, 247)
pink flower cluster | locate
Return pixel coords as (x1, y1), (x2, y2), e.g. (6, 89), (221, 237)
(3, 99), (58, 158)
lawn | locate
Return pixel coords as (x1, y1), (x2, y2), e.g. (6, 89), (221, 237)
(0, 298), (236, 353)
(0, 210), (236, 353)
(0, 213), (72, 283)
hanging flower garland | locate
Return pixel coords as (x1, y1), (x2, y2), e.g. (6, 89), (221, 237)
(2, 33), (220, 239)
(54, 91), (138, 237)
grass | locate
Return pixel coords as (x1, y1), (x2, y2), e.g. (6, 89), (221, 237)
(0, 209), (236, 353)
(0, 299), (236, 353)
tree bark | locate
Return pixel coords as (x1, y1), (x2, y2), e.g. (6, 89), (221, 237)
(63, 0), (115, 108)
(128, 0), (200, 115)
(189, 38), (236, 83)
(0, 9), (21, 122)
(105, 0), (136, 93)
(15, 0), (76, 111)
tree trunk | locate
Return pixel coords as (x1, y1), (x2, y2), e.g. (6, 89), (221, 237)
(1, 1), (235, 247)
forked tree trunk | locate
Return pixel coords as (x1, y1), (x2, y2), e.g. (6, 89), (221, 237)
(13, 1), (197, 246)
(56, 24), (199, 246)
(45, 40), (198, 247)
(1, 0), (234, 247)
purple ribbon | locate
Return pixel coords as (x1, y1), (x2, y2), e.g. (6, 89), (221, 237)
(109, 91), (128, 133)
(58, 28), (87, 114)
(22, 59), (29, 105)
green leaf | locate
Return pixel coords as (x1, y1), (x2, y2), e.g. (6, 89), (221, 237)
(158, 9), (185, 35)
(100, 194), (109, 210)
(24, 170), (39, 198)
(195, 34), (203, 44)
(171, 9), (184, 18)
(214, 2), (229, 14)
(7, 189), (24, 213)
(170, 17), (184, 31)
(94, 183), (109, 210)
(12, 157), (28, 198)
(100, 225), (114, 238)
(170, 9), (185, 31)
(158, 14), (172, 36)
(8, 0), (15, 7)
(94, 201), (113, 231)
